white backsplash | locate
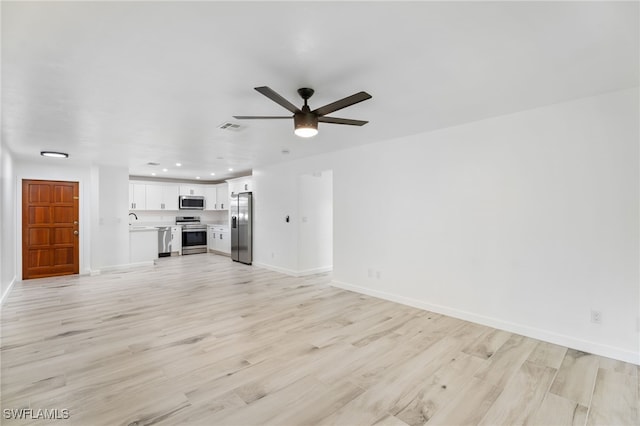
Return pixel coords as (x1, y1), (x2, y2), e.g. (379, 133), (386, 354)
(130, 210), (228, 226)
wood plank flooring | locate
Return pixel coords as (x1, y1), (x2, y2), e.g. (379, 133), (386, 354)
(1, 254), (638, 425)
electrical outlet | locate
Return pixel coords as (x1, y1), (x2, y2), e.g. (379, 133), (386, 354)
(591, 310), (602, 324)
(368, 268), (373, 278)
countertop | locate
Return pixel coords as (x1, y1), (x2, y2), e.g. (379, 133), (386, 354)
(128, 226), (160, 232)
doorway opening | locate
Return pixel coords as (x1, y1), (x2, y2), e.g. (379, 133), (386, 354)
(297, 170), (333, 273)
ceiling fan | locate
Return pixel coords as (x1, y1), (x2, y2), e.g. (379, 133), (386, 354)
(233, 86), (372, 138)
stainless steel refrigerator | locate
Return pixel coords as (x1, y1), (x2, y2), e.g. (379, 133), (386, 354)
(230, 192), (252, 264)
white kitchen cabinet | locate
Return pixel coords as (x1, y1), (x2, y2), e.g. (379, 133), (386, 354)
(216, 184), (229, 210)
(207, 225), (217, 252)
(137, 183), (179, 211)
(129, 228), (157, 263)
(208, 225), (230, 255)
(171, 226), (182, 255)
(179, 185), (204, 196)
(163, 185), (179, 210)
(227, 177), (252, 198)
(145, 184), (163, 210)
(129, 183), (146, 210)
(218, 230), (230, 254)
(204, 185), (217, 211)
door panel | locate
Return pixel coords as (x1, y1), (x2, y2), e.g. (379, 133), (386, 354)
(53, 248), (74, 265)
(28, 184), (51, 203)
(28, 206), (51, 224)
(28, 250), (52, 267)
(53, 228), (74, 245)
(53, 206), (74, 223)
(54, 184), (74, 202)
(28, 228), (50, 246)
(22, 179), (79, 279)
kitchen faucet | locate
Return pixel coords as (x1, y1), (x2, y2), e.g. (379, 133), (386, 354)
(129, 212), (138, 224)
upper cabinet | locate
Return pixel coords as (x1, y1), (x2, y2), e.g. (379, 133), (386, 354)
(129, 183), (146, 210)
(204, 183), (228, 210)
(130, 180), (228, 211)
(227, 177), (253, 198)
(216, 184), (229, 210)
(204, 185), (217, 211)
(146, 184), (179, 210)
(179, 185), (205, 197)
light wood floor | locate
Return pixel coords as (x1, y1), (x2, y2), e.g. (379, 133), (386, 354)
(1, 254), (638, 425)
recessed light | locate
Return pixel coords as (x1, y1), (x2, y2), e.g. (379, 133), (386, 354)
(210, 172), (215, 176)
(162, 168), (168, 172)
(195, 176), (201, 180)
(176, 162), (182, 167)
(228, 168), (233, 172)
(40, 151), (69, 158)
(151, 173), (156, 176)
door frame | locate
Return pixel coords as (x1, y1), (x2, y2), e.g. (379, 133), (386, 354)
(17, 173), (87, 281)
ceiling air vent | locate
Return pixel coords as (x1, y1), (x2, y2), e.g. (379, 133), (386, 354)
(147, 162), (160, 166)
(218, 122), (243, 131)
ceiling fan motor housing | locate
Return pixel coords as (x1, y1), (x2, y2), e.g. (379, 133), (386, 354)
(294, 106), (318, 132)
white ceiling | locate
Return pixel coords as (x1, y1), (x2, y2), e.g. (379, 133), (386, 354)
(2, 1), (638, 182)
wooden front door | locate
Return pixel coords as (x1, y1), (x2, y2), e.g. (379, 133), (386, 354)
(22, 179), (79, 280)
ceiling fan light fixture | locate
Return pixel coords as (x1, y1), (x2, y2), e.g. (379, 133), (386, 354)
(294, 113), (318, 138)
(294, 127), (318, 138)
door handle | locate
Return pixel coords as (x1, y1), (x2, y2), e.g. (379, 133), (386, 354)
(232, 216), (237, 228)
(73, 230), (79, 235)
(73, 221), (78, 225)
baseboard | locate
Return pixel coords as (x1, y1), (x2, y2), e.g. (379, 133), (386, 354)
(253, 262), (332, 277)
(297, 265), (333, 276)
(0, 276), (17, 306)
(90, 261), (156, 275)
(253, 262), (299, 276)
(331, 280), (639, 365)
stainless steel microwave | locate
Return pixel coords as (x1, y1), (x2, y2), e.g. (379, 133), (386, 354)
(178, 195), (205, 210)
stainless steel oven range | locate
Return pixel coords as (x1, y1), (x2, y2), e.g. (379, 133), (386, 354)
(176, 216), (207, 255)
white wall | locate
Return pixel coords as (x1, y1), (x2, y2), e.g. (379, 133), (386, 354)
(91, 165), (130, 271)
(0, 142), (17, 304)
(298, 170), (333, 273)
(253, 158), (334, 275)
(254, 87), (639, 363)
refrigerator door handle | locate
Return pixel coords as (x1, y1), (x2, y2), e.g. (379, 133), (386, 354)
(232, 216), (237, 228)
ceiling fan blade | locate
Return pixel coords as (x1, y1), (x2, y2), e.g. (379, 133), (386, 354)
(233, 116), (292, 119)
(318, 117), (368, 126)
(312, 91), (372, 116)
(254, 86), (301, 114)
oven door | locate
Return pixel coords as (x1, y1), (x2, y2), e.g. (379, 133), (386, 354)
(182, 228), (207, 254)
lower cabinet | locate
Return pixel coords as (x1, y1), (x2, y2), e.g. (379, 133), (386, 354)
(208, 225), (230, 255)
(171, 226), (182, 255)
(218, 230), (230, 254)
(207, 226), (216, 252)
